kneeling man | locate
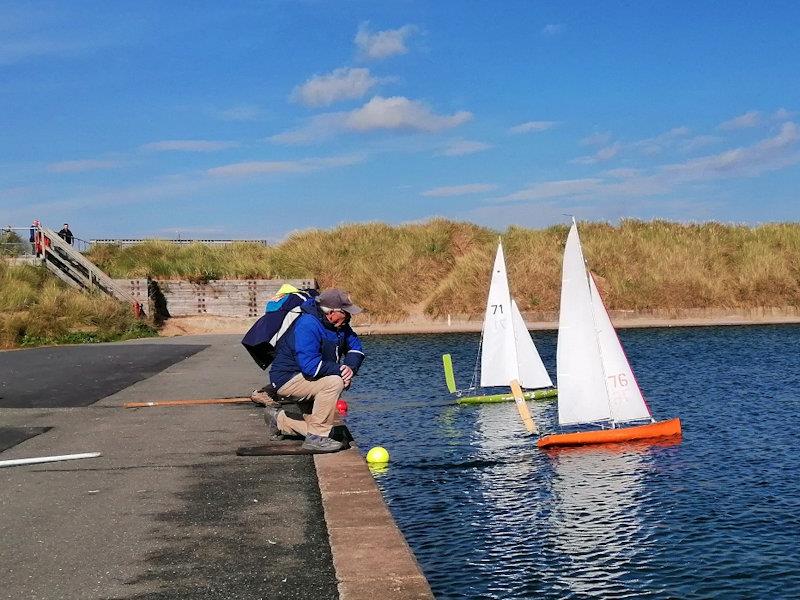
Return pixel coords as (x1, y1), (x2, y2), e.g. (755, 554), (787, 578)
(265, 288), (365, 452)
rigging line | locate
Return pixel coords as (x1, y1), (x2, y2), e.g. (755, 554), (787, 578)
(470, 301), (490, 391)
(470, 333), (483, 391)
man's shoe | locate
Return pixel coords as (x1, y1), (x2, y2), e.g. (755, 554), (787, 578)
(264, 407), (283, 441)
(301, 434), (344, 453)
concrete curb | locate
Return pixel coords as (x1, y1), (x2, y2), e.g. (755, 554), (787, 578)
(315, 448), (435, 600)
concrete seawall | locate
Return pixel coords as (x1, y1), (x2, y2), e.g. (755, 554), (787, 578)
(316, 451), (435, 599)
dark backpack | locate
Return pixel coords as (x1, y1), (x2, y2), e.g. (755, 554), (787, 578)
(241, 290), (317, 370)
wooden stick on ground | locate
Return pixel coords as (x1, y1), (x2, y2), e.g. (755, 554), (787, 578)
(123, 397), (251, 408)
(510, 379), (539, 435)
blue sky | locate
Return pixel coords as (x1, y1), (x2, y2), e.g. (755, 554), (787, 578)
(2, 1), (799, 241)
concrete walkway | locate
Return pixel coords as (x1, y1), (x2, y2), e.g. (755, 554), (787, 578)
(0, 335), (433, 600)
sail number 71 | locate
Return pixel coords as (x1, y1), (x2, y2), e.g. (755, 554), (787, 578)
(491, 304), (504, 314)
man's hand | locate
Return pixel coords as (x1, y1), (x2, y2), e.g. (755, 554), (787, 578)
(340, 365), (354, 388)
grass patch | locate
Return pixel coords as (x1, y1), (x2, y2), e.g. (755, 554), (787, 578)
(84, 218), (800, 319)
(0, 262), (157, 349)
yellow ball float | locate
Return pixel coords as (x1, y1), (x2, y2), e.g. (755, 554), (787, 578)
(366, 446), (390, 464)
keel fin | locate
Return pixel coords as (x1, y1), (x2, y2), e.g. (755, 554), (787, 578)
(511, 379), (538, 435)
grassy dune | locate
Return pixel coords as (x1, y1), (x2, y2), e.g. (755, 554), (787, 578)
(0, 262), (155, 348)
(85, 218), (800, 321)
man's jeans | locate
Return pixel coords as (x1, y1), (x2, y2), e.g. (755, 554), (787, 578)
(275, 374), (344, 437)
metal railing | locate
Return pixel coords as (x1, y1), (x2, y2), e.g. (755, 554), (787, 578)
(90, 238), (269, 247)
(1, 227), (34, 256)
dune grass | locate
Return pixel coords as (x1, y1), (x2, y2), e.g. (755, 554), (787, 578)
(0, 262), (156, 348)
(84, 218), (800, 320)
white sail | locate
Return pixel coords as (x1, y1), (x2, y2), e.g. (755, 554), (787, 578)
(511, 299), (554, 389)
(589, 274), (652, 423)
(480, 242), (519, 387)
(556, 223), (612, 426)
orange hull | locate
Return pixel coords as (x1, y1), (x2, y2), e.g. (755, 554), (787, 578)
(537, 418), (682, 448)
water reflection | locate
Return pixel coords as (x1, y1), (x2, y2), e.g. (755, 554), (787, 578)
(545, 441), (679, 598)
(470, 402), (544, 598)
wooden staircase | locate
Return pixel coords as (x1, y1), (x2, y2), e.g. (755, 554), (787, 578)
(38, 226), (145, 316)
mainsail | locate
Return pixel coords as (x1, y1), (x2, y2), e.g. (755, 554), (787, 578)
(480, 242), (552, 390)
(556, 223), (613, 426)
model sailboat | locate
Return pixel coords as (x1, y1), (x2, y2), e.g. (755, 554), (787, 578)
(537, 220), (681, 448)
(443, 241), (557, 405)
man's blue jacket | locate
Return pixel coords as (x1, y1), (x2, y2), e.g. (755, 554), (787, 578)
(269, 298), (365, 390)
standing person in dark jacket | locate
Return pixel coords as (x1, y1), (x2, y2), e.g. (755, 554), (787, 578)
(57, 223), (74, 245)
(265, 288), (365, 453)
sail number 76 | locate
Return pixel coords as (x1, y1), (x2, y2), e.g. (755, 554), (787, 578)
(607, 373), (629, 388)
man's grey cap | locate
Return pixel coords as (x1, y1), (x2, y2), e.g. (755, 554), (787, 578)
(316, 288), (362, 314)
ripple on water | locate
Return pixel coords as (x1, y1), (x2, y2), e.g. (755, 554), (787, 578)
(347, 328), (800, 599)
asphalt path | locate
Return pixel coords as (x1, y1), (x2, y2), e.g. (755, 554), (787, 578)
(0, 335), (339, 600)
(0, 344), (207, 408)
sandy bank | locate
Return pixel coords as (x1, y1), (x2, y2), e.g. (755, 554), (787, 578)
(158, 307), (800, 337)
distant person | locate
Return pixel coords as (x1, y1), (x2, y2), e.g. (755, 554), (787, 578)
(58, 223), (74, 245)
(264, 288), (365, 453)
(30, 219), (42, 256)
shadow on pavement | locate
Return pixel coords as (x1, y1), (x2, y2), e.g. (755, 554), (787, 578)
(0, 344), (208, 408)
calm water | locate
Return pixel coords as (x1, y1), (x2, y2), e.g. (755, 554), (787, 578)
(344, 325), (800, 600)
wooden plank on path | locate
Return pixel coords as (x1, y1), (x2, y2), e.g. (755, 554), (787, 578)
(123, 397), (251, 408)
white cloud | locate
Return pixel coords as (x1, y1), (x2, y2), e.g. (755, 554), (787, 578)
(663, 121), (799, 180)
(541, 23), (565, 36)
(355, 22), (417, 60)
(439, 140), (492, 156)
(680, 134), (722, 152)
(718, 110), (762, 130)
(292, 67), (380, 107)
(604, 168), (640, 179)
(345, 96), (472, 131)
(216, 104), (263, 121)
(509, 121), (558, 134)
(47, 159), (121, 173)
(631, 126), (691, 155)
(774, 108), (797, 120)
(580, 131), (612, 146)
(268, 114), (343, 145)
(141, 140), (240, 152)
(207, 154), (364, 178)
(497, 122), (800, 205)
(572, 143), (621, 164)
(270, 96), (472, 144)
(422, 183), (498, 197)
(498, 178), (605, 202)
